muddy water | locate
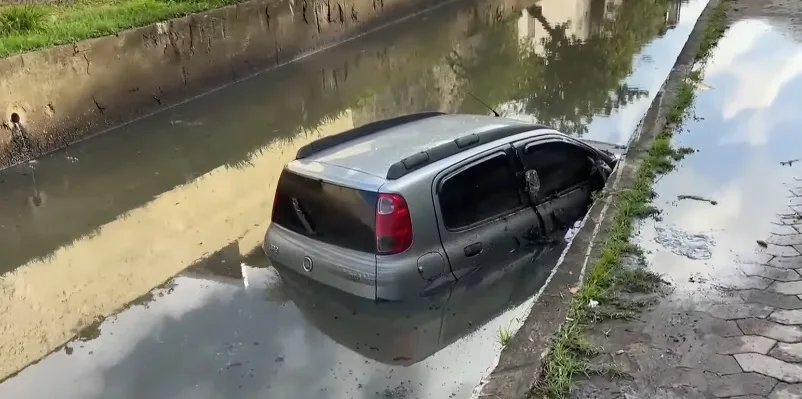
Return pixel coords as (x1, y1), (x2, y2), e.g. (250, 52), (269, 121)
(635, 18), (802, 296)
(0, 0), (707, 393)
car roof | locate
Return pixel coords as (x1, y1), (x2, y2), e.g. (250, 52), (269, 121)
(294, 114), (542, 179)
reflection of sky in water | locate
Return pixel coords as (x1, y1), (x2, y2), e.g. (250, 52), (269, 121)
(0, 262), (542, 399)
(636, 19), (802, 288)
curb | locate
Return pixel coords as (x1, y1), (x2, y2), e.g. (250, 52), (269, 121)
(473, 0), (721, 397)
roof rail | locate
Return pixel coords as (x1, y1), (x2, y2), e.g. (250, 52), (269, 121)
(386, 123), (550, 180)
(295, 111), (446, 159)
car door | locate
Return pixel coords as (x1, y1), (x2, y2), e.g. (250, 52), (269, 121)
(514, 139), (599, 239)
(433, 146), (544, 280)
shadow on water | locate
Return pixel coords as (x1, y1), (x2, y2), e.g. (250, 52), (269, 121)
(0, 0), (686, 276)
(0, 237), (566, 399)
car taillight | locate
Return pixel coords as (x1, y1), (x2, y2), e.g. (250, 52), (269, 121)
(375, 193), (413, 255)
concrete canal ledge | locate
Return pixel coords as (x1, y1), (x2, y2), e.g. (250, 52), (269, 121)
(0, 0), (516, 167)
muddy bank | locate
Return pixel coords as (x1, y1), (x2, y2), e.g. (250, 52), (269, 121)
(0, 0), (512, 167)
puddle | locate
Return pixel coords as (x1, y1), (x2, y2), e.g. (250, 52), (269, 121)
(635, 18), (802, 292)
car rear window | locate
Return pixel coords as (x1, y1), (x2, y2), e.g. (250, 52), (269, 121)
(272, 170), (378, 253)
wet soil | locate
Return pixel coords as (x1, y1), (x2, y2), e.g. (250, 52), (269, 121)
(571, 3), (802, 397)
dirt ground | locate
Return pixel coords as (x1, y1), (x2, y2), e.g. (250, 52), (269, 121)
(567, 1), (802, 398)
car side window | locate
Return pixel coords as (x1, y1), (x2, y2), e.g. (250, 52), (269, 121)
(439, 152), (522, 229)
(520, 141), (593, 201)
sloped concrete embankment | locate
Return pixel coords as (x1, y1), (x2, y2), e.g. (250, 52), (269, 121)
(0, 0), (497, 167)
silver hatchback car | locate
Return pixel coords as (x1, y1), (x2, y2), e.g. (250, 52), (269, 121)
(263, 112), (620, 301)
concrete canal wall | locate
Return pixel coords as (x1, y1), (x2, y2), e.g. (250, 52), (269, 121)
(0, 0), (513, 167)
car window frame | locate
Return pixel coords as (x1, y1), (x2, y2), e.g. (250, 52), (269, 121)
(517, 138), (597, 204)
(434, 147), (527, 232)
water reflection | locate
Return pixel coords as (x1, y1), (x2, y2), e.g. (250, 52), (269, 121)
(0, 237), (566, 399)
(635, 18), (802, 295)
(452, 0), (682, 135)
(0, 0), (708, 384)
(280, 241), (566, 366)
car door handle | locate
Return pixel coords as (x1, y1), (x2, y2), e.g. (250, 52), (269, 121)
(464, 243), (483, 257)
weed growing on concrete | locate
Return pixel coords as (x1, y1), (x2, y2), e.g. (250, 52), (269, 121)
(498, 326), (513, 347)
(697, 0), (730, 60)
(534, 1), (731, 397)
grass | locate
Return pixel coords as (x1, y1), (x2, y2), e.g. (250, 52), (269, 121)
(0, 0), (243, 57)
(498, 326), (513, 347)
(534, 0), (731, 397)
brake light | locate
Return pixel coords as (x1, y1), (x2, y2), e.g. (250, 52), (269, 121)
(375, 193), (413, 255)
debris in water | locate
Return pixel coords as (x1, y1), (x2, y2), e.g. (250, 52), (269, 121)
(780, 159), (799, 166)
(588, 299), (599, 308)
(677, 194), (717, 205)
(654, 223), (715, 260)
(756, 240), (768, 248)
(563, 219), (584, 241)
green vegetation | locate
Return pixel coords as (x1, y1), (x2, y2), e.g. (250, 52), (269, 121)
(0, 0), (241, 57)
(0, 5), (47, 36)
(498, 326), (513, 347)
(535, 1), (732, 397)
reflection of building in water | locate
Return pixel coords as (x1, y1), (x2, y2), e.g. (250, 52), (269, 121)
(517, 0), (624, 55)
(519, 0), (593, 55)
(665, 0), (682, 29)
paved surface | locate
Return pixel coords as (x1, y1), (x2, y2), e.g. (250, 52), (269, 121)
(572, 8), (802, 399)
(0, 0), (709, 396)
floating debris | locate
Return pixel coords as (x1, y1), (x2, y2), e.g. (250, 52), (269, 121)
(677, 194), (718, 205)
(780, 159), (799, 166)
(654, 223), (715, 260)
(756, 240), (768, 248)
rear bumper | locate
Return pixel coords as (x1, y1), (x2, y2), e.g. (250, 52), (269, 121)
(263, 224), (429, 301)
(264, 224), (377, 300)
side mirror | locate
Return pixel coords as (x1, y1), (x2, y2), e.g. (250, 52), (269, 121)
(525, 169), (541, 200)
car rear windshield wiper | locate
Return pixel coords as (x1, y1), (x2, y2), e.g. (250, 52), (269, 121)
(291, 197), (316, 235)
